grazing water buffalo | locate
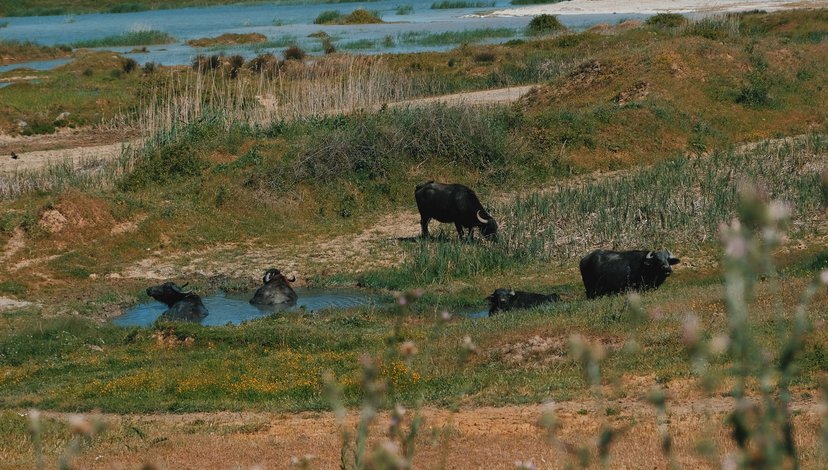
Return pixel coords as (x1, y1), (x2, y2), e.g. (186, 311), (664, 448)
(415, 181), (498, 240)
(250, 268), (297, 307)
(579, 249), (680, 299)
(146, 282), (208, 322)
(487, 288), (561, 315)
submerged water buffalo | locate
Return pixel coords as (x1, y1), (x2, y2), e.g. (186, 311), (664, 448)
(487, 288), (561, 315)
(250, 268), (297, 307)
(414, 181), (498, 240)
(579, 249), (681, 299)
(146, 281), (208, 322)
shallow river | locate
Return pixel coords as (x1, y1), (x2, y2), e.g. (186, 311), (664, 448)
(0, 2), (646, 67)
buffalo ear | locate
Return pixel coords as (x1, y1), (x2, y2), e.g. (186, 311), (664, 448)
(509, 289), (516, 297)
(668, 257), (681, 265)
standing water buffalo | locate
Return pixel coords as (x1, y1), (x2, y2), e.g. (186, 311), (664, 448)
(487, 288), (561, 315)
(146, 282), (208, 322)
(579, 249), (680, 299)
(250, 268), (297, 307)
(415, 181), (498, 240)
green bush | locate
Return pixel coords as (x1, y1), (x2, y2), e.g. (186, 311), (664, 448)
(527, 14), (566, 36)
(283, 44), (306, 61)
(120, 123), (211, 190)
(645, 13), (687, 28)
(314, 10), (342, 24)
(431, 1), (495, 9)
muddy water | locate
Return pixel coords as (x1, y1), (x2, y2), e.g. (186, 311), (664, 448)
(114, 287), (375, 327)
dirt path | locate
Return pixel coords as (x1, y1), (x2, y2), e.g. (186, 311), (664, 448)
(6, 396), (822, 469)
(0, 86), (536, 174)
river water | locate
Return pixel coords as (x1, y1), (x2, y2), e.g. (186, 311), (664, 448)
(0, 2), (646, 68)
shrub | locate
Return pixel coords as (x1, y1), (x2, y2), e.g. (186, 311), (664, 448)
(247, 53), (279, 77)
(736, 73), (773, 107)
(142, 61), (158, 74)
(283, 44), (306, 61)
(342, 9), (383, 24)
(315, 8), (383, 24)
(645, 13), (687, 28)
(474, 51), (496, 63)
(314, 10), (342, 24)
(527, 14), (566, 36)
(121, 58), (138, 73)
(227, 54), (244, 78)
(192, 54), (222, 72)
(120, 126), (208, 190)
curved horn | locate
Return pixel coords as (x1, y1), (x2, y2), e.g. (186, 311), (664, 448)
(287, 274), (296, 282)
(180, 282), (189, 289)
(645, 251), (654, 259)
(264, 270), (275, 283)
(476, 210), (488, 224)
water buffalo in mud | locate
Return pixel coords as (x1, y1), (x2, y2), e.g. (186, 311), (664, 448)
(250, 268), (297, 307)
(487, 288), (561, 315)
(414, 181), (498, 240)
(146, 281), (208, 322)
(579, 249), (681, 299)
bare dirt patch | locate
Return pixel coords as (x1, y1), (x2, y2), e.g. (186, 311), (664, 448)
(120, 211), (420, 281)
(10, 395), (821, 470)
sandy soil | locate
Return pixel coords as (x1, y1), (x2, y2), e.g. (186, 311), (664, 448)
(5, 395), (821, 469)
(485, 0), (827, 17)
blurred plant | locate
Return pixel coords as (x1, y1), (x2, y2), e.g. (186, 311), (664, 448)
(676, 184), (826, 468)
(27, 409), (104, 470)
(323, 289), (425, 469)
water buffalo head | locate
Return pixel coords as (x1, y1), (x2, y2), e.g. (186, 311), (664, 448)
(262, 268), (295, 285)
(476, 211), (499, 239)
(146, 281), (193, 308)
(487, 288), (515, 311)
(644, 250), (681, 276)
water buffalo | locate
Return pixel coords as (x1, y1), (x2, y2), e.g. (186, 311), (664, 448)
(579, 249), (680, 299)
(487, 288), (561, 315)
(250, 268), (297, 307)
(146, 281), (208, 322)
(414, 181), (498, 240)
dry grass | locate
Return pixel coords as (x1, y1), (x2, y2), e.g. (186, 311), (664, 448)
(1, 401), (822, 469)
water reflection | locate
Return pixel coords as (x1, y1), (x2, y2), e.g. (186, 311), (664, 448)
(114, 287), (374, 327)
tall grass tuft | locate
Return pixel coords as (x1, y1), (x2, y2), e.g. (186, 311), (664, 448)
(71, 30), (175, 48)
(679, 14), (741, 40)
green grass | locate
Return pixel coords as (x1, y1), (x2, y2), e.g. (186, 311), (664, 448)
(314, 8), (383, 25)
(339, 39), (376, 50)
(395, 4), (413, 14)
(71, 30), (175, 48)
(347, 135), (826, 290)
(398, 28), (516, 46)
(0, 39), (71, 62)
(430, 1), (495, 9)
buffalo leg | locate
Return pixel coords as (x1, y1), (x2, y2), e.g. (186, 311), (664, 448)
(420, 218), (431, 238)
(455, 223), (466, 240)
